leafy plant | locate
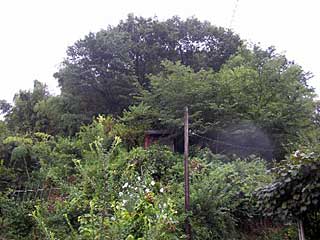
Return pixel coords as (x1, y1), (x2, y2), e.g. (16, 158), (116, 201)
(255, 147), (320, 239)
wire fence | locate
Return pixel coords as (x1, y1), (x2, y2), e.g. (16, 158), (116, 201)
(9, 130), (273, 203)
(9, 187), (61, 202)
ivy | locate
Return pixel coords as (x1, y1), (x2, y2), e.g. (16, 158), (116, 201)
(255, 148), (320, 220)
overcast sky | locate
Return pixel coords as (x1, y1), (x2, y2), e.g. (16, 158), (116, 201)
(0, 0), (319, 103)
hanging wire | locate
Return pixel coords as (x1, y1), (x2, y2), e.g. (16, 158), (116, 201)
(229, 0), (240, 29)
(191, 131), (274, 152)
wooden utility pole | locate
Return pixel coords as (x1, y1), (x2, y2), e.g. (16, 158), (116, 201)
(184, 106), (191, 239)
(298, 220), (305, 240)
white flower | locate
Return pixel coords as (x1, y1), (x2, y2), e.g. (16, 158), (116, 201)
(122, 199), (128, 205)
(119, 192), (123, 197)
(145, 188), (150, 193)
(151, 180), (155, 186)
(160, 188), (164, 193)
(137, 176), (141, 181)
(122, 182), (129, 189)
(111, 216), (116, 221)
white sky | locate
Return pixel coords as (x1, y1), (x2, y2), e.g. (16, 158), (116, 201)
(0, 0), (319, 103)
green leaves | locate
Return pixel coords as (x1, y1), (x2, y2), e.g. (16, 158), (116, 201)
(0, 99), (12, 115)
(189, 156), (272, 239)
(255, 148), (320, 220)
(55, 28), (139, 117)
(54, 15), (241, 125)
(142, 61), (214, 130)
(5, 80), (50, 134)
(139, 44), (317, 160)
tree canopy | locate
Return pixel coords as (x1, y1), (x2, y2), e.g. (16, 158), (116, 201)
(139, 46), (316, 159)
(2, 15), (317, 160)
(54, 15), (241, 118)
(4, 80), (49, 133)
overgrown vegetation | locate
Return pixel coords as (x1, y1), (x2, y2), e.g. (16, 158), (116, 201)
(1, 15), (320, 239)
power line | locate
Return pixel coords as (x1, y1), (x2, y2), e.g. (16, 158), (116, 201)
(191, 132), (274, 152)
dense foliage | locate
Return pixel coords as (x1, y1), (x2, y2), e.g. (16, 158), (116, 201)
(1, 116), (291, 239)
(2, 16), (317, 161)
(54, 15), (241, 118)
(255, 147), (320, 239)
(141, 47), (316, 159)
(1, 15), (320, 240)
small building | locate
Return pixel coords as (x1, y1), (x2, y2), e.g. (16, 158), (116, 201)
(144, 130), (176, 151)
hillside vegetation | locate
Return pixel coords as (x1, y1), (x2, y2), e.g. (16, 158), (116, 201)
(1, 15), (320, 239)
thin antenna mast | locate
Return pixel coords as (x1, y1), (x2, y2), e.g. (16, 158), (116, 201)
(230, 0), (240, 29)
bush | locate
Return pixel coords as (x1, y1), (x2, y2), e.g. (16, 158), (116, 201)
(189, 154), (272, 239)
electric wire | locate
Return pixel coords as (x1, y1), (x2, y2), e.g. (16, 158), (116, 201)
(191, 131), (274, 152)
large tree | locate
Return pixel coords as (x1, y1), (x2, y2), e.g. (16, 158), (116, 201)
(34, 94), (87, 136)
(140, 46), (316, 159)
(54, 28), (138, 117)
(117, 14), (241, 86)
(0, 100), (12, 115)
(54, 15), (241, 118)
(215, 46), (316, 158)
(5, 80), (49, 134)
